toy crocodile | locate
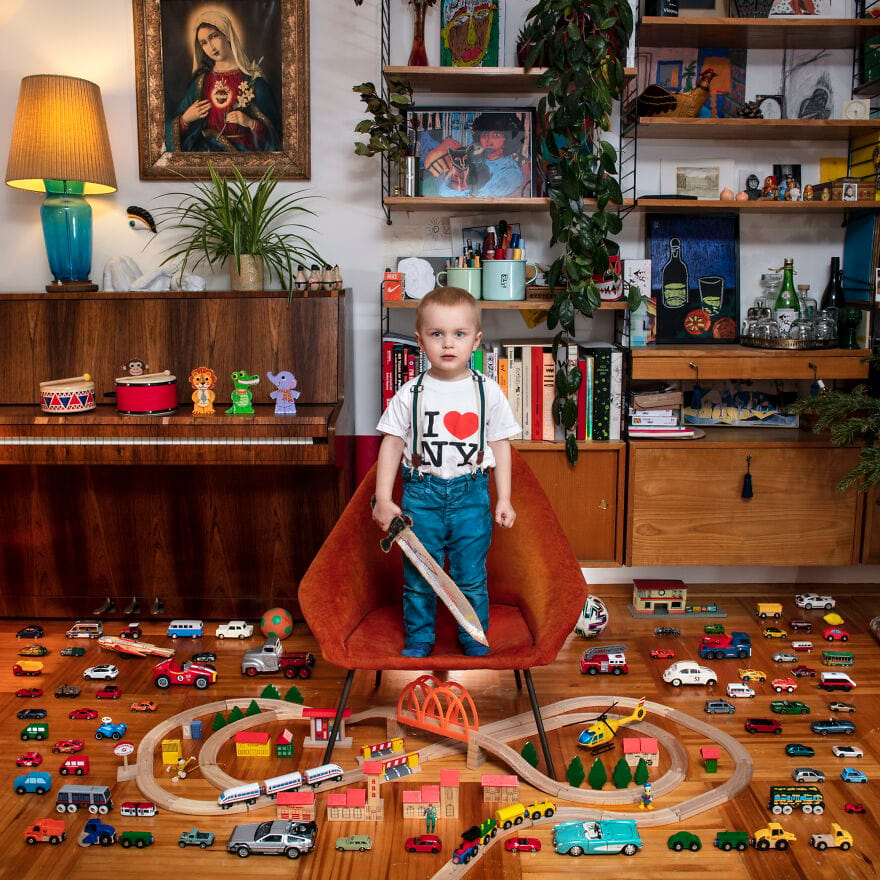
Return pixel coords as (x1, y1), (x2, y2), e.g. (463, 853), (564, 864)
(226, 369), (260, 415)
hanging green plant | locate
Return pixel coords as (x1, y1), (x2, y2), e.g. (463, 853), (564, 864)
(353, 77), (414, 167)
(519, 0), (638, 464)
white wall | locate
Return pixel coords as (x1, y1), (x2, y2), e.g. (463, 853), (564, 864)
(0, 1), (875, 585)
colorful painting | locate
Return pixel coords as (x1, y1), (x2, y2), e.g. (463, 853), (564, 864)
(647, 213), (740, 345)
(440, 0), (501, 68)
(683, 380), (799, 428)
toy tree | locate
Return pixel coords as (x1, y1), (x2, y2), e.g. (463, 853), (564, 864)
(212, 711), (227, 731)
(245, 699), (262, 717)
(261, 684), (282, 699)
(612, 757), (633, 789)
(634, 757), (650, 786)
(566, 755), (585, 788)
(587, 756), (607, 790)
(284, 685), (304, 704)
(227, 705), (245, 723)
(521, 741), (539, 768)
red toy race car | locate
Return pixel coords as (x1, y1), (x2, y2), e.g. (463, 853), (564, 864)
(51, 739), (85, 754)
(68, 708), (99, 720)
(650, 649), (675, 659)
(505, 837), (542, 853)
(153, 658), (218, 690)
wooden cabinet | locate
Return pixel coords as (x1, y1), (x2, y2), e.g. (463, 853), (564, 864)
(0, 291), (348, 619)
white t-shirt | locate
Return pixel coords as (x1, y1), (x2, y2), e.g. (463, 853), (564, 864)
(377, 372), (521, 479)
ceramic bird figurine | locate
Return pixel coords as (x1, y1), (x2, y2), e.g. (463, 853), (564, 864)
(638, 68), (718, 118)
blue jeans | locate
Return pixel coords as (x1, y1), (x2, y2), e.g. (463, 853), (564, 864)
(401, 468), (492, 648)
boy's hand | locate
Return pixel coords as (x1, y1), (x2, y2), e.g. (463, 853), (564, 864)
(494, 500), (516, 528)
(372, 497), (402, 532)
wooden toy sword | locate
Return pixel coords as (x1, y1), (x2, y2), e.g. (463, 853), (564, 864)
(379, 512), (489, 648)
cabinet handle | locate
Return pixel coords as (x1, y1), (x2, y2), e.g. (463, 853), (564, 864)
(742, 454), (753, 499)
(598, 499), (608, 510)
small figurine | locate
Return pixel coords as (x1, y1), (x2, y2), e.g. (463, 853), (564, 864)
(294, 265), (309, 290)
(226, 369), (260, 415)
(121, 357), (147, 377)
(267, 370), (300, 415)
(762, 175), (778, 199)
(425, 805), (437, 834)
(639, 782), (654, 810)
(189, 366), (217, 417)
(127, 205), (157, 233)
(803, 184), (814, 201)
(307, 264), (322, 290)
(744, 173), (762, 201)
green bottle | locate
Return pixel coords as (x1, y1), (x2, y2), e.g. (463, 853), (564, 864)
(774, 258), (801, 338)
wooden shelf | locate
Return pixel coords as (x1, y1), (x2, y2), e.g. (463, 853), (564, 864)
(385, 65), (636, 93)
(383, 298), (628, 310)
(639, 15), (880, 49)
(630, 345), (870, 381)
(385, 196), (637, 211)
(633, 198), (876, 212)
(636, 117), (880, 140)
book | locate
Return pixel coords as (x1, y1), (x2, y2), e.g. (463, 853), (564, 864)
(628, 424), (695, 439)
(542, 348), (556, 442)
(629, 413), (681, 426)
(631, 390), (684, 410)
(609, 347), (624, 442)
(506, 345), (524, 441)
(579, 344), (615, 441)
(531, 345), (543, 442)
(497, 354), (509, 398)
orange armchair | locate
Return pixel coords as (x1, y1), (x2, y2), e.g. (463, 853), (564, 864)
(298, 447), (588, 776)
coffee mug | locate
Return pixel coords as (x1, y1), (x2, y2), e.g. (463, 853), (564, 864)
(436, 266), (482, 299)
(481, 259), (539, 302)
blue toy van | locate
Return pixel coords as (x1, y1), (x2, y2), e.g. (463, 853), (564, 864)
(166, 619), (204, 639)
(14, 771), (52, 795)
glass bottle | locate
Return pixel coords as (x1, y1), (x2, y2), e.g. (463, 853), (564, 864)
(661, 237), (689, 308)
(797, 283), (818, 321)
(482, 226), (497, 259)
(407, 0), (429, 66)
(820, 256), (844, 320)
(774, 258), (801, 337)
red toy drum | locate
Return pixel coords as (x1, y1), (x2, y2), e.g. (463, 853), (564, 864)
(115, 371), (178, 415)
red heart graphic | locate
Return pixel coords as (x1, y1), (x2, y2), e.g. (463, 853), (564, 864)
(444, 411), (479, 439)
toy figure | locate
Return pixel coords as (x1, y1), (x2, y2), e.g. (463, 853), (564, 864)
(425, 805), (437, 833)
(267, 370), (300, 415)
(121, 357), (147, 377)
(639, 782), (654, 810)
(226, 369), (260, 415)
(189, 366), (217, 416)
(802, 184), (814, 200)
(762, 175), (778, 199)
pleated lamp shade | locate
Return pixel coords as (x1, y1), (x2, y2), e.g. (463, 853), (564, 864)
(5, 74), (116, 194)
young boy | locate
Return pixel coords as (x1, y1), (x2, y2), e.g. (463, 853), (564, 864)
(373, 287), (520, 658)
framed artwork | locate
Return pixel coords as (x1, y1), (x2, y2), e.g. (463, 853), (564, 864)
(407, 107), (535, 198)
(676, 0), (728, 16)
(647, 213), (740, 344)
(440, 0), (502, 68)
(133, 0), (310, 180)
(660, 158), (736, 199)
(779, 48), (850, 119)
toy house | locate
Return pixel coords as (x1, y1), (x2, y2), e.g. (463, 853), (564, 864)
(401, 769), (460, 819)
(701, 746), (721, 773)
(234, 731), (271, 758)
(632, 578), (687, 616)
(276, 790), (316, 822)
(275, 728), (295, 758)
(623, 736), (659, 767)
(161, 738), (183, 766)
(326, 762), (384, 821)
(481, 774), (519, 802)
(302, 706), (352, 749)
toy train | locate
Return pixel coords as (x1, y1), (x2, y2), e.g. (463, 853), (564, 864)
(451, 800), (556, 864)
(218, 763), (343, 809)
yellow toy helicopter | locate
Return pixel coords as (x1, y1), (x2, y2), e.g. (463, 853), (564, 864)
(577, 697), (647, 751)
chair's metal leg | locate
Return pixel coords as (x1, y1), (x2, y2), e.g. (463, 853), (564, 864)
(322, 668), (355, 766)
(513, 669), (522, 690)
(523, 668), (555, 780)
(374, 671), (382, 688)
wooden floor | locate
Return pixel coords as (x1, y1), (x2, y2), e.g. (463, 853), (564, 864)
(2, 584), (878, 880)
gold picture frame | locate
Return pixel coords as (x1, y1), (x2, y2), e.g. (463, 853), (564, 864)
(133, 0), (310, 180)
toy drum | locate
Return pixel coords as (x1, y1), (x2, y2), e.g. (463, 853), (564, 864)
(39, 374), (96, 414)
(115, 371), (178, 415)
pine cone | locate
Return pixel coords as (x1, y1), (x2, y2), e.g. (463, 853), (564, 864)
(738, 100), (763, 119)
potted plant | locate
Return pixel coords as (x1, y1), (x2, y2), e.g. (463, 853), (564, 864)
(157, 163), (323, 291)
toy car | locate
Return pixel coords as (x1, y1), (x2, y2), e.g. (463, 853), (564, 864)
(119, 830), (153, 848)
(792, 767), (825, 783)
(796, 593), (835, 610)
(771, 677), (798, 693)
(785, 743), (815, 757)
(16, 752), (43, 767)
(54, 684), (80, 698)
(16, 625), (44, 639)
(191, 651), (217, 664)
(505, 837), (541, 852)
(649, 648), (674, 659)
(404, 834), (441, 853)
(771, 700), (810, 715)
(830, 701), (856, 713)
(654, 626), (680, 637)
(763, 627), (787, 639)
(662, 661), (717, 687)
(60, 647), (86, 657)
(789, 619), (812, 632)
(823, 627), (850, 642)
(811, 718), (856, 736)
(704, 699), (735, 714)
(335, 835), (372, 852)
(119, 623), (142, 640)
(744, 717), (782, 734)
(772, 651), (797, 663)
(832, 745), (864, 758)
(667, 831), (702, 852)
(16, 688), (43, 698)
(51, 739), (85, 754)
(840, 767), (868, 783)
(17, 708), (47, 720)
(68, 708), (98, 720)
(844, 803), (866, 814)
(95, 685), (121, 699)
(226, 820), (316, 858)
(153, 658), (218, 690)
(552, 819), (642, 856)
(738, 668), (766, 682)
(215, 620), (254, 639)
(83, 664), (118, 681)
(18, 644), (49, 656)
(704, 623), (725, 635)
(179, 827), (215, 848)
(791, 664), (817, 677)
(130, 700), (157, 712)
(95, 721), (127, 741)
(23, 819), (66, 845)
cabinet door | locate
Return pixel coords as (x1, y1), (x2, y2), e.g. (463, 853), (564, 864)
(519, 447), (624, 565)
(627, 445), (862, 566)
(861, 486), (880, 564)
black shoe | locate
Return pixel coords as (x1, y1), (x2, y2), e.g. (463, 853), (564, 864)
(93, 597), (115, 615)
(123, 597), (141, 615)
(151, 596), (165, 615)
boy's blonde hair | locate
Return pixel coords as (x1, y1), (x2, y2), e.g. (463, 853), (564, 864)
(415, 286), (482, 333)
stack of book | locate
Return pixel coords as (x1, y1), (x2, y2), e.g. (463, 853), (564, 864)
(627, 388), (694, 439)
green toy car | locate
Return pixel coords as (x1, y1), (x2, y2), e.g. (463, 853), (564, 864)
(335, 835), (372, 852)
(668, 831), (702, 852)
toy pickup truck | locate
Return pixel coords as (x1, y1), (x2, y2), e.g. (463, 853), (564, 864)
(809, 823), (853, 851)
(23, 819), (66, 845)
(13, 660), (44, 676)
(178, 827), (215, 849)
(80, 818), (117, 847)
(240, 637), (316, 679)
(754, 823), (796, 850)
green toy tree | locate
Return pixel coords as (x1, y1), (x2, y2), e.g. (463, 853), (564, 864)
(587, 756), (607, 790)
(567, 755), (585, 788)
(212, 711), (227, 731)
(612, 757), (633, 789)
(521, 741), (539, 768)
(634, 757), (650, 786)
(284, 685), (304, 704)
(245, 699), (262, 717)
(261, 684), (282, 700)
(227, 706), (245, 723)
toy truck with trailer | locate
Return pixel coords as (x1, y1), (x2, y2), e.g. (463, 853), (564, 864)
(240, 637), (316, 678)
(699, 632), (751, 660)
(23, 819), (66, 845)
(579, 644), (628, 675)
(809, 823), (853, 851)
(13, 660), (44, 676)
(714, 830), (753, 851)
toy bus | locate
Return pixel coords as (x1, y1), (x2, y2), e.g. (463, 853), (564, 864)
(821, 650), (854, 667)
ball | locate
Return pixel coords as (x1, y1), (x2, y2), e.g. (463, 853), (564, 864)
(261, 607), (293, 640)
(574, 594), (609, 639)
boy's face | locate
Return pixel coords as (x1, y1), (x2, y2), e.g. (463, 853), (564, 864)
(416, 302), (482, 381)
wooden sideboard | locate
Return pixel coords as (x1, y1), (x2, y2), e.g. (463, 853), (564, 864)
(0, 290), (348, 619)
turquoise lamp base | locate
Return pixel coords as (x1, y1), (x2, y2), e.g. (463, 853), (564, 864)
(41, 180), (97, 293)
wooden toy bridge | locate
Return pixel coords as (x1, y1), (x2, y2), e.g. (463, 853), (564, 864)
(396, 674), (479, 743)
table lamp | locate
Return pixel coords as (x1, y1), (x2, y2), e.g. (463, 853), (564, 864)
(5, 74), (116, 292)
